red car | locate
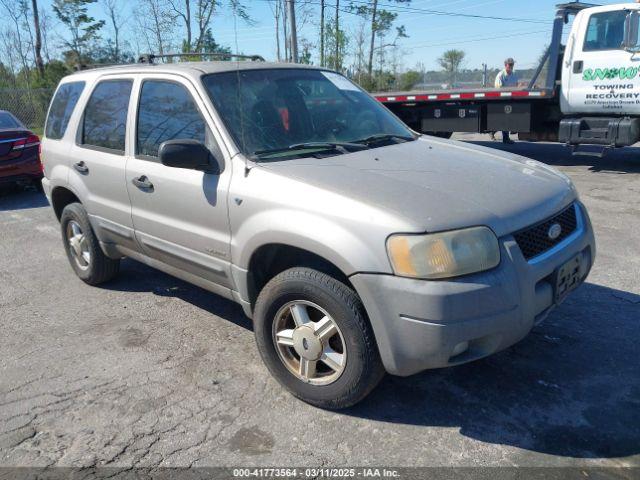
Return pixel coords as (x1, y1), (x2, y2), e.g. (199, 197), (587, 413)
(0, 110), (42, 189)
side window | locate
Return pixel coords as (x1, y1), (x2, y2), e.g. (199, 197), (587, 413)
(584, 11), (627, 52)
(45, 81), (85, 140)
(136, 80), (207, 157)
(82, 79), (133, 153)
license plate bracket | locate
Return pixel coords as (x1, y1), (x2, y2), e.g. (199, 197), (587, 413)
(554, 254), (582, 303)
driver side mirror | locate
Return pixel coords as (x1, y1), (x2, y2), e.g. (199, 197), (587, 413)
(624, 10), (640, 51)
(159, 139), (222, 174)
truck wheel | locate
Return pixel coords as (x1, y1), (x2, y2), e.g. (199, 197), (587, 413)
(428, 131), (453, 139)
(254, 267), (384, 409)
(60, 203), (119, 285)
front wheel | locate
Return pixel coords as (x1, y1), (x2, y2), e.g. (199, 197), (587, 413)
(254, 268), (384, 409)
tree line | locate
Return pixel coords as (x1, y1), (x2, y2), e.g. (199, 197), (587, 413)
(0, 0), (514, 93)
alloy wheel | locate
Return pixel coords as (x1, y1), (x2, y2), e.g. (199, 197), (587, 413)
(66, 220), (91, 270)
(272, 300), (347, 385)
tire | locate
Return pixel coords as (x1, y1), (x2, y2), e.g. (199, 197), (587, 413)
(428, 131), (453, 139)
(33, 179), (44, 193)
(254, 267), (384, 409)
(60, 202), (119, 285)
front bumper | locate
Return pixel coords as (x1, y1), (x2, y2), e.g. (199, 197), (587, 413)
(350, 202), (596, 376)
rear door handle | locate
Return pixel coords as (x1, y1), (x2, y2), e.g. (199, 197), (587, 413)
(132, 175), (154, 190)
(73, 161), (88, 174)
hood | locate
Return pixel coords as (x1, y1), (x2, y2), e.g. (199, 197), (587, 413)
(259, 137), (576, 237)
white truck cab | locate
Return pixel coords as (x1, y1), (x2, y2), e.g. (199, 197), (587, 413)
(562, 3), (640, 115)
(378, 2), (640, 154)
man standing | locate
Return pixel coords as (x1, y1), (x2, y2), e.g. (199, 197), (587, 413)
(491, 57), (519, 144)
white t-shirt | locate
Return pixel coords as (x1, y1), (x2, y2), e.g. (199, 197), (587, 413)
(495, 69), (518, 88)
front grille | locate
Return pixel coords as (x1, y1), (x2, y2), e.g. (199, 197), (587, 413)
(514, 204), (578, 260)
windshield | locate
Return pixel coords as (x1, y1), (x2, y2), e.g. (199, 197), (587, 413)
(0, 112), (20, 129)
(202, 69), (414, 158)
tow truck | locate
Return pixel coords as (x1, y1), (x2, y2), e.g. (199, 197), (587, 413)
(376, 2), (640, 156)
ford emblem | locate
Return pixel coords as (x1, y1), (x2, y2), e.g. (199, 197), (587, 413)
(548, 223), (562, 240)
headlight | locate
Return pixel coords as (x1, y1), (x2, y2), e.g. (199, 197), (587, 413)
(386, 226), (500, 279)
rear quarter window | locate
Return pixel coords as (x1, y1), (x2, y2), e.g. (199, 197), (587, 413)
(45, 81), (85, 140)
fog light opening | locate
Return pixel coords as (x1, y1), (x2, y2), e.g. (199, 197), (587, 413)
(451, 341), (469, 357)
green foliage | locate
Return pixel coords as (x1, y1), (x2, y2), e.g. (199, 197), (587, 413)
(52, 0), (105, 64)
(437, 49), (466, 85)
(398, 70), (421, 91)
(201, 29), (232, 55)
(299, 44), (313, 65)
(324, 20), (349, 72)
(33, 61), (72, 88)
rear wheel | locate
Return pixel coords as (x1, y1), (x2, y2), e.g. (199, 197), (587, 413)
(60, 203), (119, 285)
(254, 267), (384, 409)
(32, 178), (44, 193)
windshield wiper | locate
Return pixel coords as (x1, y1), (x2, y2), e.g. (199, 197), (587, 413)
(252, 142), (369, 160)
(352, 133), (416, 146)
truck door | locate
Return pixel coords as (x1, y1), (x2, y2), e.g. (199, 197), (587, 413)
(562, 6), (640, 115)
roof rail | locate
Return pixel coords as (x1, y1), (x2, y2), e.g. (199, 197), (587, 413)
(74, 62), (126, 71)
(138, 52), (265, 64)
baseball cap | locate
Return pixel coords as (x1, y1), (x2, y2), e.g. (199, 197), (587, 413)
(505, 57), (515, 65)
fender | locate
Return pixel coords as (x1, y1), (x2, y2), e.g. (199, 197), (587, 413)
(233, 208), (392, 276)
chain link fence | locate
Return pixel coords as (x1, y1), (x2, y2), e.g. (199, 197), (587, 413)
(0, 88), (54, 135)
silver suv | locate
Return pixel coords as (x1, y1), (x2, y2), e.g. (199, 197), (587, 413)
(41, 60), (595, 408)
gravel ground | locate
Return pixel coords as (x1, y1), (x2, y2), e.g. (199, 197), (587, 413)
(0, 135), (638, 471)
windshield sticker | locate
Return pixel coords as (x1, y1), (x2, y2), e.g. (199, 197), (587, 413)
(321, 72), (360, 91)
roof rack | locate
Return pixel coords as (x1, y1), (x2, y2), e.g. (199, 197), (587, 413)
(74, 62), (127, 71)
(137, 52), (265, 64)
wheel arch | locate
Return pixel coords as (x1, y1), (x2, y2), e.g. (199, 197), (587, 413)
(245, 243), (354, 308)
(51, 186), (81, 220)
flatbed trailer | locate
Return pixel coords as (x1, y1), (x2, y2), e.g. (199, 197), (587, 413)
(375, 2), (640, 154)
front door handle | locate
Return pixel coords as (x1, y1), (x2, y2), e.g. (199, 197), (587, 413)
(573, 60), (583, 74)
(73, 161), (88, 174)
(132, 175), (154, 190)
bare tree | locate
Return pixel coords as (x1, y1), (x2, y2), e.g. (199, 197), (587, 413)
(269, 0), (282, 61)
(334, 0), (339, 70)
(0, 0), (34, 79)
(0, 28), (20, 85)
(169, 0), (191, 51)
(101, 0), (126, 62)
(319, 0), (325, 66)
(168, 0), (252, 54)
(135, 0), (176, 56)
(194, 0), (216, 52)
(367, 0), (377, 75)
(355, 0), (409, 75)
(31, 0), (44, 77)
(351, 19), (367, 82)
